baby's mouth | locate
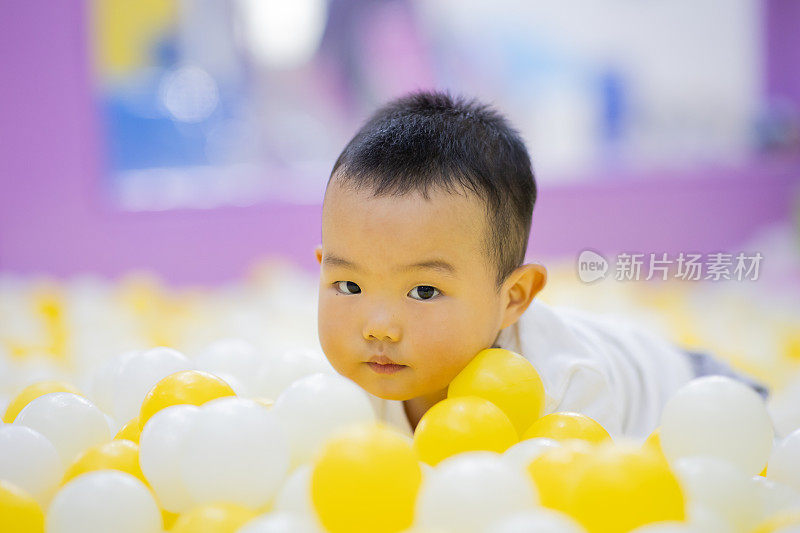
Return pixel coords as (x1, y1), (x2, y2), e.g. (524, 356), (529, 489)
(366, 361), (407, 374)
(366, 355), (408, 374)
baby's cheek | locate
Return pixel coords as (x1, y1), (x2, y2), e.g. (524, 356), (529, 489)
(318, 300), (352, 368)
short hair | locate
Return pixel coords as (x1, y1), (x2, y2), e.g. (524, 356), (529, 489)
(327, 90), (537, 289)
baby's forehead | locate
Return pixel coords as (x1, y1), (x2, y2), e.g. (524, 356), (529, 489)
(321, 188), (493, 278)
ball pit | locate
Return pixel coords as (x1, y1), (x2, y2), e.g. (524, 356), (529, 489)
(0, 262), (798, 532)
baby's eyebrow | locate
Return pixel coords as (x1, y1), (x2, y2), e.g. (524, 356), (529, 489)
(323, 255), (457, 276)
(400, 259), (458, 276)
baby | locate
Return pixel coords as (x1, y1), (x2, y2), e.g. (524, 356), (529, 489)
(313, 90), (766, 440)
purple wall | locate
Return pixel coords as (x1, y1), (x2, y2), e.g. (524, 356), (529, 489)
(767, 0), (800, 108)
(0, 1), (798, 285)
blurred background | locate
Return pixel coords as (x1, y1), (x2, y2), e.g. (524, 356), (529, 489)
(1, 1), (799, 432)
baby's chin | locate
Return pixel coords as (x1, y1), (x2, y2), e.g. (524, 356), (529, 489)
(355, 374), (418, 402)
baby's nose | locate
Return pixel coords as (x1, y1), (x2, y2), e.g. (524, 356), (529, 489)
(362, 311), (401, 343)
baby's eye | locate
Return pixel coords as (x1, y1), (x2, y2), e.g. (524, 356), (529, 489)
(335, 281), (361, 295)
(408, 285), (440, 301)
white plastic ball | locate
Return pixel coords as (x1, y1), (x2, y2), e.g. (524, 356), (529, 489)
(673, 456), (763, 533)
(14, 392), (110, 465)
(272, 373), (375, 468)
(415, 452), (538, 533)
(254, 349), (333, 400)
(89, 350), (139, 414)
(194, 338), (263, 395)
(686, 503), (734, 533)
(237, 511), (322, 533)
(181, 397), (289, 509)
(767, 428), (800, 493)
(138, 404), (200, 512)
(502, 438), (561, 472)
(274, 463), (314, 516)
(112, 346), (193, 421)
(660, 376), (774, 475)
(751, 475), (800, 520)
(46, 470), (161, 533)
(485, 508), (586, 533)
(0, 424), (63, 505)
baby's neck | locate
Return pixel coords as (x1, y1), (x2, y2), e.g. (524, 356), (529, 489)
(402, 387), (448, 431)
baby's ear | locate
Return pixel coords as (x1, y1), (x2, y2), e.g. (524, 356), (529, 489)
(314, 245), (323, 264)
(500, 263), (547, 329)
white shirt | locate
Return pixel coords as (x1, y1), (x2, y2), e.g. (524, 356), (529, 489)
(368, 299), (695, 440)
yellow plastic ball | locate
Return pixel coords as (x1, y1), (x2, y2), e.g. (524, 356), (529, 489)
(114, 416), (141, 444)
(62, 440), (148, 486)
(171, 502), (259, 533)
(138, 370), (236, 430)
(162, 509), (179, 530)
(3, 380), (81, 423)
(643, 427), (661, 451)
(528, 440), (593, 512)
(0, 480), (44, 533)
(753, 510), (800, 533)
(522, 412), (612, 444)
(568, 443), (685, 533)
(643, 426), (668, 461)
(413, 396), (518, 466)
(448, 348), (545, 436)
(311, 423), (422, 533)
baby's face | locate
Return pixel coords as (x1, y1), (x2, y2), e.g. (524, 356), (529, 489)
(316, 179), (508, 401)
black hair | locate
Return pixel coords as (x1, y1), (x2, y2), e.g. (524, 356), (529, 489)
(327, 90), (537, 289)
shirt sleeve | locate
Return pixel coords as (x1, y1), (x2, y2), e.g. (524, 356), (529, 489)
(541, 352), (625, 437)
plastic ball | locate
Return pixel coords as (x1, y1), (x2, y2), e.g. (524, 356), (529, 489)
(274, 463), (315, 517)
(672, 455), (762, 533)
(112, 347), (193, 422)
(14, 392), (110, 466)
(62, 439), (147, 486)
(114, 416), (141, 443)
(194, 338), (264, 396)
(644, 427), (663, 455)
(180, 397), (289, 509)
(628, 523), (695, 532)
(752, 510), (800, 533)
(272, 373), (375, 468)
(447, 348), (545, 436)
(0, 480), (44, 533)
(138, 369), (236, 430)
(685, 503), (734, 533)
(253, 397), (275, 409)
(521, 412), (612, 444)
(502, 437), (561, 472)
(568, 443), (685, 533)
(413, 396), (518, 466)
(238, 511), (322, 533)
(0, 424), (62, 506)
(171, 502), (259, 533)
(767, 428), (800, 493)
(46, 471), (161, 533)
(414, 451), (538, 533)
(311, 423), (422, 533)
(3, 380), (80, 423)
(139, 404), (201, 513)
(660, 376), (774, 475)
(751, 476), (800, 522)
(254, 348), (333, 400)
(486, 508), (586, 533)
(527, 440), (594, 512)
(89, 350), (138, 414)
